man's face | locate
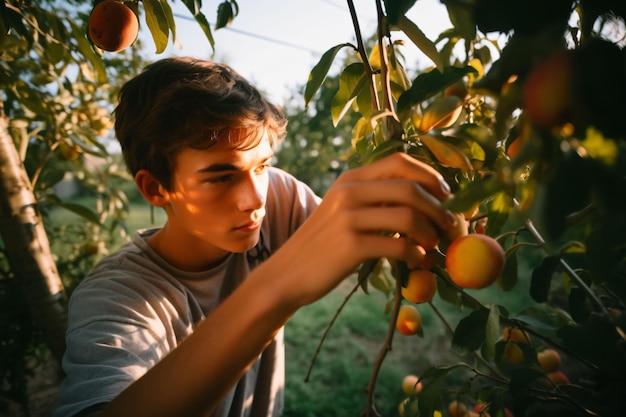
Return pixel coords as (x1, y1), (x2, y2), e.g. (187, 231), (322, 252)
(161, 135), (273, 263)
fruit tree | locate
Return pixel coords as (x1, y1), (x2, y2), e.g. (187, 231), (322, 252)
(3, 0), (626, 416)
(302, 1), (626, 416)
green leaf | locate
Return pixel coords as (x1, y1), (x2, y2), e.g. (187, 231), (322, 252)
(418, 364), (466, 416)
(159, 0), (177, 46)
(357, 258), (380, 294)
(395, 15), (443, 71)
(143, 0), (170, 54)
(452, 308), (489, 354)
(445, 1), (477, 42)
(360, 138), (405, 165)
(69, 20), (108, 83)
(304, 43), (352, 107)
(180, 0), (215, 51)
(383, 0), (417, 25)
(530, 255), (560, 303)
(508, 367), (546, 396)
(331, 62), (366, 126)
(215, 1), (235, 29)
(44, 195), (102, 226)
(442, 176), (506, 213)
(498, 245), (518, 291)
(193, 12), (215, 51)
(397, 66), (477, 115)
(484, 304), (502, 361)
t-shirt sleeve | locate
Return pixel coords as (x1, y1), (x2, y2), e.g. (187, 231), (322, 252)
(264, 168), (321, 250)
(53, 277), (178, 417)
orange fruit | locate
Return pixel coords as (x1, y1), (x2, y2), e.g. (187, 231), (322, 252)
(445, 234), (505, 289)
(522, 50), (574, 128)
(401, 269), (438, 304)
(88, 0), (139, 52)
(537, 349), (561, 372)
(547, 370), (570, 385)
(396, 305), (422, 336)
(401, 374), (423, 396)
(502, 326), (531, 344)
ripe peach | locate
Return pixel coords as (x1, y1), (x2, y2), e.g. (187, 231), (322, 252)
(537, 349), (561, 372)
(522, 50), (574, 128)
(448, 400), (468, 417)
(502, 326), (531, 344)
(396, 305), (422, 336)
(472, 403), (491, 417)
(547, 370), (570, 385)
(503, 342), (524, 364)
(88, 0), (139, 52)
(402, 269), (438, 304)
(445, 234), (505, 289)
(401, 374), (423, 396)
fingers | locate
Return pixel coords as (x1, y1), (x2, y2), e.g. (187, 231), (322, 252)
(327, 177), (456, 237)
(337, 152), (451, 202)
(339, 206), (443, 251)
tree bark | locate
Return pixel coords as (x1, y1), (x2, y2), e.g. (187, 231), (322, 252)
(0, 101), (68, 363)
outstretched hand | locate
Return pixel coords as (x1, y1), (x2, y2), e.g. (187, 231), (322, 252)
(266, 152), (458, 309)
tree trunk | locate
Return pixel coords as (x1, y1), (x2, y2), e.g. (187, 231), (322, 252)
(0, 103), (68, 363)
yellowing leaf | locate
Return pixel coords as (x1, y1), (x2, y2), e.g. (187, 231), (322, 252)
(419, 134), (473, 172)
(419, 96), (463, 132)
(143, 0), (170, 54)
(582, 127), (618, 165)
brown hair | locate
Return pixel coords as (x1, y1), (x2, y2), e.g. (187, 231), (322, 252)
(114, 57), (287, 190)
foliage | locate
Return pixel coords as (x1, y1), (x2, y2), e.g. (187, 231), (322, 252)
(302, 1), (626, 416)
(0, 0), (152, 412)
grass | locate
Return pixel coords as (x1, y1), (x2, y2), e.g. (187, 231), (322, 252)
(284, 279), (456, 417)
(283, 272), (536, 417)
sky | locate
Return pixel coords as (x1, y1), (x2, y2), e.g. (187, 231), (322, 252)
(140, 0), (452, 103)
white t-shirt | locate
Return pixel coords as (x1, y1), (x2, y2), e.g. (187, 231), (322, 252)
(54, 167), (321, 417)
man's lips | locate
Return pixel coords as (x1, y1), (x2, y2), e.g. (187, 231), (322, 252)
(235, 219), (263, 232)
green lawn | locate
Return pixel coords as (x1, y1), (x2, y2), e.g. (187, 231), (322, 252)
(285, 280), (457, 417)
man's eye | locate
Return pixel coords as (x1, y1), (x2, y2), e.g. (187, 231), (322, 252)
(207, 175), (232, 184)
(256, 164), (270, 174)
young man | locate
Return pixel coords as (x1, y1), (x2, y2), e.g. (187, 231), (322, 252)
(54, 57), (458, 417)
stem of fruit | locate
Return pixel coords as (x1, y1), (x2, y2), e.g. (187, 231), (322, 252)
(363, 271), (403, 417)
(346, 0), (380, 112)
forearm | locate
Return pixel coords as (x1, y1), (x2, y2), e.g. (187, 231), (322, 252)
(98, 259), (295, 417)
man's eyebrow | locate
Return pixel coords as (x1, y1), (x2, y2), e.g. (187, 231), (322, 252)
(196, 163), (238, 173)
(196, 154), (274, 174)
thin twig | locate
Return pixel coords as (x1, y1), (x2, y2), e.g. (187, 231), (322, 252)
(346, 0), (380, 112)
(428, 301), (508, 382)
(304, 280), (361, 382)
(514, 199), (608, 316)
(362, 273), (402, 417)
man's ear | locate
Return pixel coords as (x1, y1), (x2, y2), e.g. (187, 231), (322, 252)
(135, 169), (169, 207)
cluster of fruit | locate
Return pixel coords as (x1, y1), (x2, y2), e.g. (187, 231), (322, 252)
(396, 215), (506, 336)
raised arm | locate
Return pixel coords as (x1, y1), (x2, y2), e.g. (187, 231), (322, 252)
(97, 152), (457, 417)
